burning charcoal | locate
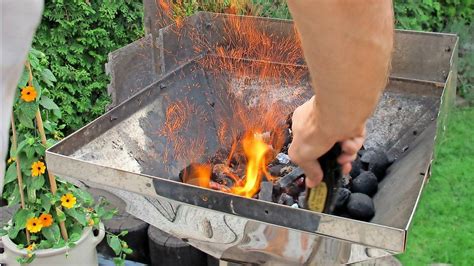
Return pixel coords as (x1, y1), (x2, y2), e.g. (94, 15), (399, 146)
(269, 164), (284, 177)
(334, 188), (351, 210)
(295, 177), (305, 187)
(352, 171), (378, 196)
(272, 183), (282, 197)
(280, 165), (294, 176)
(368, 151), (392, 180)
(213, 164), (237, 187)
(298, 192), (307, 208)
(285, 183), (303, 197)
(276, 153), (291, 165)
(179, 163), (212, 188)
(350, 159), (365, 178)
(209, 181), (231, 192)
(291, 203), (299, 209)
(346, 193), (375, 221)
(258, 182), (274, 202)
(278, 167), (304, 187)
(278, 193), (295, 206)
(209, 148), (230, 164)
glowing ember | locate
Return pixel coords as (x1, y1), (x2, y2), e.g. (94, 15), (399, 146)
(231, 132), (271, 198)
(181, 164), (212, 188)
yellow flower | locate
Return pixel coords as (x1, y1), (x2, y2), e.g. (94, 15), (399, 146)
(39, 213), (53, 227)
(26, 243), (36, 251)
(88, 219), (94, 226)
(31, 161), (46, 177)
(7, 157), (15, 164)
(20, 86), (37, 102)
(26, 217), (43, 233)
(61, 193), (76, 209)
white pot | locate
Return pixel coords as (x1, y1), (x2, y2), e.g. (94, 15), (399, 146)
(0, 223), (105, 266)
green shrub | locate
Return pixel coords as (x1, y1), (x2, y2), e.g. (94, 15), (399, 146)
(33, 0), (143, 133)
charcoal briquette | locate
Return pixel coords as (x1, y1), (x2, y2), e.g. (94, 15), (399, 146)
(276, 153), (291, 164)
(278, 193), (295, 206)
(280, 165), (295, 176)
(278, 167), (304, 187)
(350, 159), (365, 178)
(269, 164), (284, 177)
(258, 182), (274, 202)
(334, 188), (351, 209)
(285, 183), (302, 197)
(297, 191), (307, 208)
(360, 149), (377, 164)
(351, 171), (378, 196)
(346, 193), (375, 221)
(368, 151), (391, 180)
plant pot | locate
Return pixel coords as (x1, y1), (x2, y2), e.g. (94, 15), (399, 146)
(0, 223), (105, 266)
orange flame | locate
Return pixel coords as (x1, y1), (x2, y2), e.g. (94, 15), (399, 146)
(232, 132), (270, 198)
(182, 164), (212, 188)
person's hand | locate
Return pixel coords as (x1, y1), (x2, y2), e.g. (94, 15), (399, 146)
(288, 97), (365, 188)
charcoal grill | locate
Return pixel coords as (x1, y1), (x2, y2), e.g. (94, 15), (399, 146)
(46, 2), (458, 264)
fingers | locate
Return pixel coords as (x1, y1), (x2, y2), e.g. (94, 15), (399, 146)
(342, 162), (352, 175)
(299, 161), (323, 188)
(341, 136), (365, 155)
(337, 153), (357, 165)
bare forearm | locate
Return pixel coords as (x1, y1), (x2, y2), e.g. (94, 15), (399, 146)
(288, 0), (394, 140)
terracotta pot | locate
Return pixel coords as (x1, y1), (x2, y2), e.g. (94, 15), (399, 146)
(0, 223), (105, 266)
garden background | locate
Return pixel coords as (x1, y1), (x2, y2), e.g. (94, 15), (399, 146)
(25, 0), (474, 264)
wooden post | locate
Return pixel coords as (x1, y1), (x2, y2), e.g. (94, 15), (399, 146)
(25, 61), (69, 241)
(10, 115), (31, 244)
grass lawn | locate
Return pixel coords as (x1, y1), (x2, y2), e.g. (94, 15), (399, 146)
(398, 107), (474, 265)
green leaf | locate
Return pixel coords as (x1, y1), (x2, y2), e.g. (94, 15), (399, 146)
(40, 194), (52, 213)
(12, 139), (29, 157)
(27, 186), (37, 204)
(8, 226), (21, 240)
(56, 207), (66, 222)
(123, 248), (133, 255)
(17, 68), (29, 88)
(31, 175), (45, 190)
(24, 146), (36, 159)
(0, 228), (8, 236)
(107, 235), (122, 256)
(39, 96), (59, 110)
(64, 208), (87, 226)
(113, 257), (125, 266)
(34, 144), (46, 157)
(5, 162), (17, 184)
(102, 209), (117, 220)
(14, 209), (34, 230)
(42, 223), (60, 243)
(68, 241), (77, 249)
(38, 239), (53, 249)
(32, 79), (42, 100)
(7, 184), (21, 206)
(18, 111), (34, 129)
(19, 101), (38, 120)
(73, 188), (94, 206)
(40, 69), (57, 87)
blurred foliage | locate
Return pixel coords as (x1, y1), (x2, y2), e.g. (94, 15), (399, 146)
(33, 0), (143, 133)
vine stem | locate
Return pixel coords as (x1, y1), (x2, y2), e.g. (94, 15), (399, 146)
(25, 61), (69, 241)
(10, 115), (31, 244)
